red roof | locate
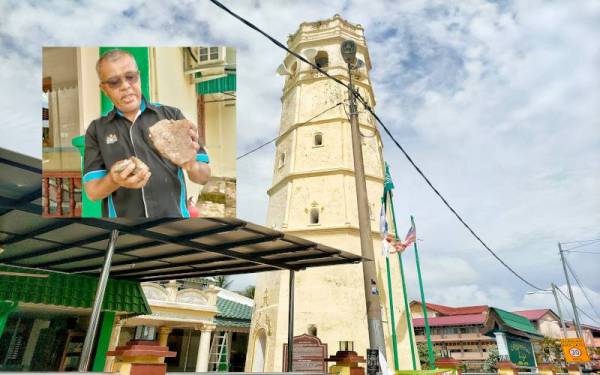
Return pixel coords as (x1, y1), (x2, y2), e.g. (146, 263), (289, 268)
(413, 314), (486, 327)
(412, 301), (488, 316)
(565, 321), (600, 333)
(513, 309), (551, 321)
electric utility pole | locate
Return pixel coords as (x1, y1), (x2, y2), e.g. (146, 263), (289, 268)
(550, 282), (568, 338)
(341, 39), (386, 357)
(558, 242), (582, 338)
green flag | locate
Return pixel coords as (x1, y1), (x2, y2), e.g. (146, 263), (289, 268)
(384, 162), (395, 195)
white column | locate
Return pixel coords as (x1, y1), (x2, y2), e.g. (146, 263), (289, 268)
(159, 326), (173, 347)
(494, 331), (509, 358)
(196, 325), (215, 371)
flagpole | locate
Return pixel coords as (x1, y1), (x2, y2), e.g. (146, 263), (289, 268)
(390, 194), (417, 370)
(380, 163), (400, 370)
(385, 252), (400, 371)
(412, 215), (435, 368)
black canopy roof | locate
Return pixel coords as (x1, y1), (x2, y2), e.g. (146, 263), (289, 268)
(0, 148), (364, 281)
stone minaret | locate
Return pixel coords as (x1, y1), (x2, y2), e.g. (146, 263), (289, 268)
(245, 15), (416, 372)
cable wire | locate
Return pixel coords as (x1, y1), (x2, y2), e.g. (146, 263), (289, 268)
(556, 288), (576, 323)
(560, 238), (600, 245)
(562, 240), (600, 251)
(186, 47), (198, 64)
(564, 257), (600, 321)
(237, 102), (342, 160)
(565, 250), (600, 255)
(555, 286), (600, 326)
(209, 0), (545, 291)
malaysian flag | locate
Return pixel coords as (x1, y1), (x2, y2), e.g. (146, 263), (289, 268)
(403, 224), (416, 247)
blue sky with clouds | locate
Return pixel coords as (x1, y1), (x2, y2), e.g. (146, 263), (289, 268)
(1, 0), (599, 324)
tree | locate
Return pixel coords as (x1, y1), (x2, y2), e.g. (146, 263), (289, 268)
(241, 285), (255, 299)
(539, 338), (565, 370)
(482, 347), (499, 373)
(213, 275), (233, 289)
(417, 343), (434, 370)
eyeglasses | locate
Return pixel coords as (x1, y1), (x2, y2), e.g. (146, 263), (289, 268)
(101, 71), (140, 89)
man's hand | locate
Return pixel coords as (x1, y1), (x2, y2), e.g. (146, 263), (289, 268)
(188, 125), (200, 153)
(182, 159), (211, 185)
(177, 123), (201, 169)
(109, 160), (151, 189)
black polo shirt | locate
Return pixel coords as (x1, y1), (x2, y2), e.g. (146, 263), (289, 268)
(83, 98), (209, 218)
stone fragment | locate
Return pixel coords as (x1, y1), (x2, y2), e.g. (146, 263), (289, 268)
(112, 156), (149, 175)
(148, 119), (197, 166)
(112, 158), (131, 173)
(130, 156), (149, 175)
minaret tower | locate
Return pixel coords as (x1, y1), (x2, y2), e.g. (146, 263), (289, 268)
(246, 15), (415, 372)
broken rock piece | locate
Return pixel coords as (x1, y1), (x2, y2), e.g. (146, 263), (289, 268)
(148, 119), (197, 166)
(130, 156), (149, 175)
(112, 158), (132, 173)
(112, 156), (149, 175)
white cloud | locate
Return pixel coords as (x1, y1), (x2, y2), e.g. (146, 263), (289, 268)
(520, 284), (600, 326)
(421, 284), (515, 309)
(404, 256), (480, 286)
(1, 0), (598, 323)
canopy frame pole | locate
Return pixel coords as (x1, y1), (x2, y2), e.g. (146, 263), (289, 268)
(79, 229), (119, 372)
(287, 270), (295, 372)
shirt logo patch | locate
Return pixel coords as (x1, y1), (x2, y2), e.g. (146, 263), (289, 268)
(106, 134), (118, 144)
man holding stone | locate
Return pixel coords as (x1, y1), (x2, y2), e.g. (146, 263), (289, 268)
(84, 49), (210, 218)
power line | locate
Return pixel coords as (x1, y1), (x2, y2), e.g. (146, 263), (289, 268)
(565, 250), (600, 255)
(236, 102), (342, 160)
(564, 257), (600, 321)
(560, 238), (600, 245)
(209, 0), (544, 291)
(556, 286), (600, 326)
(556, 289), (575, 322)
(562, 240), (600, 251)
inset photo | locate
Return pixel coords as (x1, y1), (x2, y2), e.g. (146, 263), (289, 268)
(42, 47), (236, 218)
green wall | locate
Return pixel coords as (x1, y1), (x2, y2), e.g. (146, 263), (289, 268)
(99, 47), (150, 115)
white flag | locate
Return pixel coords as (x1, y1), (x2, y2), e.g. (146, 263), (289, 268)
(378, 350), (394, 375)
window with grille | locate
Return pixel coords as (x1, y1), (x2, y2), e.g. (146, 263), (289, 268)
(199, 47), (220, 62)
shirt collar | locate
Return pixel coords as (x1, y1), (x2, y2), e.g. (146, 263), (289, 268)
(108, 96), (148, 121)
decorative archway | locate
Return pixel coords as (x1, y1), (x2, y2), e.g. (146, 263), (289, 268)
(251, 329), (267, 372)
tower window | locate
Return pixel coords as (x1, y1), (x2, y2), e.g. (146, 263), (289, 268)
(309, 208), (319, 224)
(314, 133), (323, 147)
(315, 51), (329, 68)
(278, 152), (286, 168)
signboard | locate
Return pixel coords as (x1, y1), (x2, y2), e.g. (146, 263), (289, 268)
(283, 334), (327, 372)
(366, 349), (380, 375)
(561, 338), (590, 363)
(506, 335), (536, 367)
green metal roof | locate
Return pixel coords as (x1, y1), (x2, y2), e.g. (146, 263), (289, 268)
(216, 296), (252, 320)
(488, 307), (542, 337)
(215, 297), (252, 329)
(214, 318), (251, 329)
(0, 265), (150, 315)
(196, 74), (236, 95)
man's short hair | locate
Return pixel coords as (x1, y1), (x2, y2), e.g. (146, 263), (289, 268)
(96, 49), (138, 78)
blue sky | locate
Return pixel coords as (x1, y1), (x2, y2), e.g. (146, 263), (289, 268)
(1, 0), (599, 325)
